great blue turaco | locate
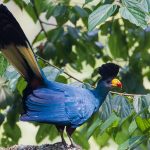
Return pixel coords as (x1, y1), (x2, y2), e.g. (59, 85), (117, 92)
(0, 4), (122, 147)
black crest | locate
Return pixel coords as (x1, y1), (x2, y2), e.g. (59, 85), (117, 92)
(99, 63), (120, 79)
(0, 4), (28, 48)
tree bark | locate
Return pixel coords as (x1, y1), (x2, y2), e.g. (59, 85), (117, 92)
(0, 142), (82, 150)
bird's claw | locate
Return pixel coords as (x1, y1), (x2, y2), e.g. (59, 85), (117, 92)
(62, 141), (68, 148)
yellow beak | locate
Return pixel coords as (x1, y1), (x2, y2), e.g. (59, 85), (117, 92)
(111, 78), (122, 88)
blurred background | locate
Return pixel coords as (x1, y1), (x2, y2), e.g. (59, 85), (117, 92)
(0, 0), (150, 149)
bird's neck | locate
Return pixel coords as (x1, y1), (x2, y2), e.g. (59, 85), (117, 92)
(93, 80), (110, 104)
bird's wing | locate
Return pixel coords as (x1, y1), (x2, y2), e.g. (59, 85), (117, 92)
(20, 84), (96, 127)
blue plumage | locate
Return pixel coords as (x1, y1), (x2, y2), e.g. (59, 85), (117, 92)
(20, 80), (107, 128)
(0, 4), (121, 147)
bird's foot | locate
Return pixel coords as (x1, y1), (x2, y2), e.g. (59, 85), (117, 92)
(62, 141), (68, 148)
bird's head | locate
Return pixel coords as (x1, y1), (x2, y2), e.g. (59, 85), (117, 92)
(98, 63), (122, 89)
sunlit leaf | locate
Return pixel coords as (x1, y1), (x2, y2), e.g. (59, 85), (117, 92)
(87, 118), (102, 139)
(16, 78), (27, 96)
(42, 66), (63, 81)
(100, 112), (120, 134)
(4, 66), (20, 91)
(119, 5), (148, 29)
(128, 120), (137, 134)
(136, 116), (150, 132)
(88, 4), (117, 31)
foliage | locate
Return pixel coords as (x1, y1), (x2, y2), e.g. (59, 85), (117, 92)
(0, 0), (150, 149)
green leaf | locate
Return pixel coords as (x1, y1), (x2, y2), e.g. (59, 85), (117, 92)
(88, 4), (117, 31)
(43, 66), (63, 81)
(47, 27), (64, 42)
(49, 125), (58, 141)
(46, 3), (55, 19)
(0, 78), (13, 109)
(136, 116), (150, 132)
(108, 20), (128, 59)
(133, 95), (150, 118)
(111, 95), (131, 119)
(16, 77), (27, 96)
(3, 123), (21, 143)
(122, 0), (149, 13)
(36, 124), (51, 143)
(128, 120), (137, 134)
(73, 131), (90, 149)
(119, 6), (148, 29)
(87, 118), (102, 139)
(0, 53), (8, 76)
(4, 66), (20, 91)
(13, 0), (24, 9)
(32, 32), (46, 45)
(39, 42), (56, 60)
(24, 3), (38, 23)
(53, 5), (67, 17)
(67, 26), (80, 39)
(99, 93), (113, 121)
(118, 136), (147, 150)
(34, 0), (48, 14)
(100, 112), (120, 134)
(55, 75), (67, 83)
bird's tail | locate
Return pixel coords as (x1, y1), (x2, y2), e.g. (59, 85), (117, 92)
(0, 4), (43, 85)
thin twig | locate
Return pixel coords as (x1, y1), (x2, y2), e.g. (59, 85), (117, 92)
(41, 21), (58, 27)
(35, 54), (83, 83)
(110, 91), (144, 97)
(41, 20), (69, 28)
(32, 29), (42, 45)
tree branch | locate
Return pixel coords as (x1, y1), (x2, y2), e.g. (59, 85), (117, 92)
(4, 143), (81, 150)
(41, 20), (58, 27)
(32, 0), (48, 39)
(110, 91), (144, 97)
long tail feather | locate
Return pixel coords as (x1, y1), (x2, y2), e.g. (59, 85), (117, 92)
(0, 4), (43, 83)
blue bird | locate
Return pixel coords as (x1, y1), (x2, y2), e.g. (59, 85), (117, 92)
(0, 4), (122, 147)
